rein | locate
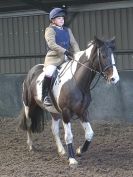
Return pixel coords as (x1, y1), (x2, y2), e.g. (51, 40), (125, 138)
(72, 54), (102, 90)
(58, 53), (102, 90)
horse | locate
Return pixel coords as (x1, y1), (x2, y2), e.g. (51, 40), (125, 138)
(19, 37), (119, 167)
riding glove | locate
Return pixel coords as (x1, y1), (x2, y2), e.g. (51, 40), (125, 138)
(64, 50), (73, 60)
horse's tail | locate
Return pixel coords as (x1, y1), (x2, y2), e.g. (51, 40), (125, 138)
(29, 105), (45, 133)
(18, 79), (45, 133)
(18, 107), (27, 131)
(18, 104), (45, 134)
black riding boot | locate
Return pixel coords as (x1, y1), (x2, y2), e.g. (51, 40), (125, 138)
(42, 76), (52, 106)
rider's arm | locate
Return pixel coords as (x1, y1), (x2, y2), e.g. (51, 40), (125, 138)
(45, 27), (66, 54)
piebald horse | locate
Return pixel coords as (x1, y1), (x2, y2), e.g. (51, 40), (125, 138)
(19, 37), (119, 167)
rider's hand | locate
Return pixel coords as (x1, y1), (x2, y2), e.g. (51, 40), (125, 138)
(64, 50), (73, 60)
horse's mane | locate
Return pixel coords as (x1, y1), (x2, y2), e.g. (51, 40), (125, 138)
(87, 37), (107, 48)
(87, 40), (95, 47)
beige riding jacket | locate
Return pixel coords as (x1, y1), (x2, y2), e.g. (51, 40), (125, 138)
(44, 25), (80, 66)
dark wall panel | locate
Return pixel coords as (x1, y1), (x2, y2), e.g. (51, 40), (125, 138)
(0, 13), (48, 73)
(70, 7), (133, 70)
(0, 6), (133, 73)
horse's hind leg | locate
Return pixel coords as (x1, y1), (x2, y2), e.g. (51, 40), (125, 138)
(76, 112), (94, 156)
(24, 105), (33, 151)
(51, 113), (66, 156)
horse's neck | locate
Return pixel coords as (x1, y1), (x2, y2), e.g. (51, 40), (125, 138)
(73, 44), (97, 91)
(74, 64), (96, 91)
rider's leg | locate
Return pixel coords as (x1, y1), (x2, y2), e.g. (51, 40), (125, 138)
(42, 65), (56, 105)
(42, 76), (52, 105)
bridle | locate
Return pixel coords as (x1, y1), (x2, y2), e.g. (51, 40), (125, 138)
(72, 41), (116, 90)
(96, 47), (116, 80)
(71, 42), (115, 79)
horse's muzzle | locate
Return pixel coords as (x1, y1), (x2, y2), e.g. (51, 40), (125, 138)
(110, 75), (120, 84)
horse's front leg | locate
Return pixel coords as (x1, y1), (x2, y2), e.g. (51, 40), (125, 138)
(51, 114), (66, 156)
(63, 121), (78, 167)
(76, 121), (94, 156)
(62, 109), (78, 167)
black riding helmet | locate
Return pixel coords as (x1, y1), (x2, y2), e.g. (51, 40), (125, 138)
(49, 8), (66, 20)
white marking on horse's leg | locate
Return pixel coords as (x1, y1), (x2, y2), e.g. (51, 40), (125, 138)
(24, 105), (31, 128)
(81, 122), (94, 141)
(63, 122), (73, 145)
(24, 104), (33, 151)
(24, 104), (29, 118)
(63, 122), (78, 166)
(76, 122), (94, 155)
(27, 130), (33, 151)
(51, 118), (66, 156)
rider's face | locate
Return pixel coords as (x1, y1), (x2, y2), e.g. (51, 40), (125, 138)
(52, 17), (64, 27)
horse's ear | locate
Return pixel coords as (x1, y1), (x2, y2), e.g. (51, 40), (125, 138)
(110, 36), (116, 50)
(110, 36), (115, 43)
(94, 36), (98, 41)
(94, 36), (103, 48)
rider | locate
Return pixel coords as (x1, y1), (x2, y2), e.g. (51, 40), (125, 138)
(42, 7), (80, 106)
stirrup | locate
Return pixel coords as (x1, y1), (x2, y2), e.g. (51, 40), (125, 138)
(43, 96), (52, 106)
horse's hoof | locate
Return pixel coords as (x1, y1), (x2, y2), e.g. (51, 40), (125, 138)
(58, 149), (66, 157)
(69, 158), (78, 168)
(28, 145), (36, 152)
(29, 146), (33, 151)
(76, 146), (81, 156)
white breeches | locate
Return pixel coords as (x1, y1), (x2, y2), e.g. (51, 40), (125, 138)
(43, 65), (57, 77)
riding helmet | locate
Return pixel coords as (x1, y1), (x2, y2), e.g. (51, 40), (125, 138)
(49, 8), (66, 20)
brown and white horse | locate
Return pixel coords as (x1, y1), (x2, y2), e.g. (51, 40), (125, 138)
(19, 37), (119, 167)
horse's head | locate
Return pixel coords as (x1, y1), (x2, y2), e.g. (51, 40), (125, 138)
(94, 36), (119, 84)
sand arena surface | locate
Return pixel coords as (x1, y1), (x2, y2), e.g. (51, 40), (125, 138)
(0, 118), (133, 177)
